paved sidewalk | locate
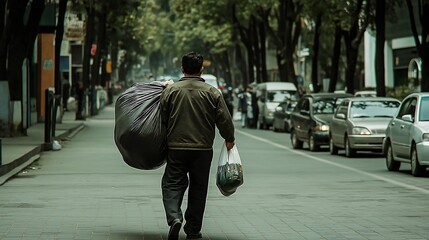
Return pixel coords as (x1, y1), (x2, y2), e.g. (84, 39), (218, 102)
(0, 110), (85, 185)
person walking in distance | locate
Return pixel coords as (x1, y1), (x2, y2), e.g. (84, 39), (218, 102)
(238, 86), (253, 128)
(160, 52), (235, 240)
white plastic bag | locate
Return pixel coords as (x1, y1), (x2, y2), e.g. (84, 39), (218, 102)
(216, 144), (244, 196)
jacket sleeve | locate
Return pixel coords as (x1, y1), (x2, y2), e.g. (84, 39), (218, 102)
(215, 94), (235, 142)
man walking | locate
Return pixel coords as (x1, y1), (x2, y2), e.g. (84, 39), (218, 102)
(160, 52), (235, 240)
(237, 86), (253, 128)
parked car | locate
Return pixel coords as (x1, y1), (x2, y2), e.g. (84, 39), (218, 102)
(201, 74), (221, 92)
(272, 100), (297, 132)
(256, 82), (299, 129)
(329, 97), (401, 157)
(354, 90), (376, 97)
(290, 93), (353, 151)
(383, 92), (429, 177)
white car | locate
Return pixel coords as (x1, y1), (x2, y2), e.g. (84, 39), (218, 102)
(330, 97), (400, 157)
(383, 92), (429, 177)
(355, 90), (376, 97)
(201, 74), (221, 92)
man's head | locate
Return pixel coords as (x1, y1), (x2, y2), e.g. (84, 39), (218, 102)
(181, 52), (204, 76)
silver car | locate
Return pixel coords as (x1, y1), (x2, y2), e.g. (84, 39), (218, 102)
(383, 93), (429, 177)
(330, 97), (400, 157)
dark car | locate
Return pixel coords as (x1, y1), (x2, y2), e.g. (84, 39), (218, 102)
(272, 100), (297, 132)
(290, 93), (353, 151)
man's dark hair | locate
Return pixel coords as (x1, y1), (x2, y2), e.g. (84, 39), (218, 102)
(182, 52), (203, 75)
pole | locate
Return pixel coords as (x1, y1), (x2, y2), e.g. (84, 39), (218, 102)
(44, 89), (53, 150)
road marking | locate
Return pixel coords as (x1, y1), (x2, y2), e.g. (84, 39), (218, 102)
(237, 130), (429, 195)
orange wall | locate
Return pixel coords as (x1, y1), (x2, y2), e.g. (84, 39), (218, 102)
(38, 34), (55, 120)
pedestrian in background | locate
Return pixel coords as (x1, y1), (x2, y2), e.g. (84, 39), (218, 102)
(61, 72), (70, 112)
(160, 51), (235, 240)
(238, 86), (253, 128)
(249, 86), (259, 128)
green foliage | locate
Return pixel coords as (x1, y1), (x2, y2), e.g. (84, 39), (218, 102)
(386, 85), (415, 101)
(170, 0), (235, 55)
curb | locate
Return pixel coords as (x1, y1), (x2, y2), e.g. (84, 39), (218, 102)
(0, 123), (85, 186)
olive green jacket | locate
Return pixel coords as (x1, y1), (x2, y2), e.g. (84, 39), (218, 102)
(160, 77), (235, 150)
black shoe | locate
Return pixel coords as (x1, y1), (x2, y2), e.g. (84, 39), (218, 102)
(168, 219), (182, 240)
(186, 232), (202, 239)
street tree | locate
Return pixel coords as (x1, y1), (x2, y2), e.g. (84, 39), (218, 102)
(406, 0), (429, 92)
(375, 0), (386, 97)
(233, 1), (274, 85)
(171, 0), (236, 85)
(266, 0), (303, 86)
(302, 0), (327, 93)
(0, 0), (45, 136)
(332, 0), (373, 94)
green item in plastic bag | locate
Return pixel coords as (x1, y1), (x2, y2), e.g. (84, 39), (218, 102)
(216, 144), (244, 196)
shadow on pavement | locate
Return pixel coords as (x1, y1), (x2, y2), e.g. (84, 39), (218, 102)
(110, 231), (242, 240)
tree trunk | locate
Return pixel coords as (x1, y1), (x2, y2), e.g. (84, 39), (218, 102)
(90, 5), (107, 115)
(258, 19), (268, 83)
(344, 46), (359, 94)
(375, 0), (386, 96)
(232, 4), (254, 87)
(276, 50), (287, 82)
(235, 43), (247, 87)
(245, 39), (254, 87)
(311, 13), (322, 93)
(222, 51), (232, 87)
(55, 0), (68, 95)
(343, 28), (358, 94)
(419, 3), (429, 91)
(80, 6), (95, 119)
(283, 0), (301, 87)
(8, 0), (44, 101)
(0, 1), (10, 79)
(328, 25), (342, 92)
(252, 17), (261, 84)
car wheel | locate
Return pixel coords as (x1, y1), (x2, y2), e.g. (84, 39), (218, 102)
(291, 129), (303, 149)
(329, 136), (338, 155)
(386, 142), (400, 171)
(308, 133), (319, 152)
(411, 145), (425, 177)
(345, 136), (355, 158)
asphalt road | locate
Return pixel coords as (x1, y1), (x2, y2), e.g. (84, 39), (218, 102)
(0, 106), (428, 240)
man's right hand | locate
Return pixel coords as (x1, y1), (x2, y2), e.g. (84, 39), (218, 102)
(225, 141), (235, 150)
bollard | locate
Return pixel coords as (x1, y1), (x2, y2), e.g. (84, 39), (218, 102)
(44, 89), (54, 149)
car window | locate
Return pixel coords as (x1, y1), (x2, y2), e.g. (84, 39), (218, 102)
(407, 98), (417, 118)
(287, 102), (297, 111)
(312, 99), (336, 114)
(334, 106), (348, 119)
(350, 100), (400, 118)
(419, 97), (429, 121)
(397, 98), (412, 118)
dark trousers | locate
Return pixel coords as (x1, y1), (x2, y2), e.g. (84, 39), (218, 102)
(162, 149), (213, 235)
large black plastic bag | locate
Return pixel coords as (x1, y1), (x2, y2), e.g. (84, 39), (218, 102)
(114, 81), (167, 170)
(216, 144), (244, 196)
